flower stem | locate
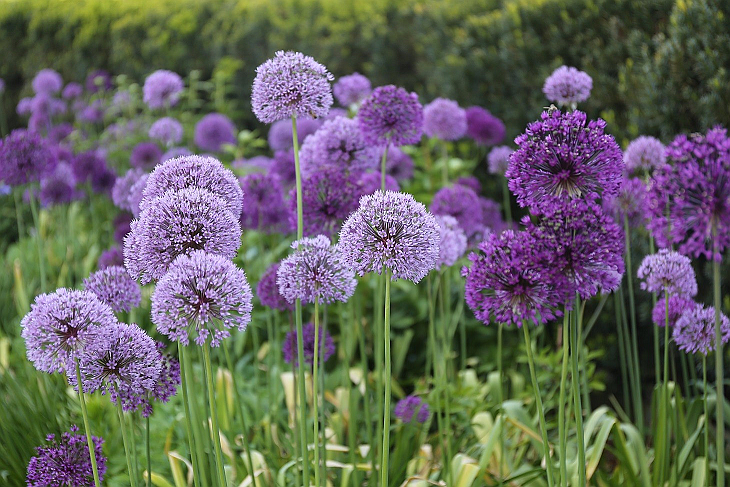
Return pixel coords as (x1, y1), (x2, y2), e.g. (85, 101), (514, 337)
(571, 296), (586, 487)
(558, 312), (570, 486)
(129, 413), (141, 484)
(623, 215), (643, 434)
(115, 385), (138, 487)
(178, 344), (203, 487)
(203, 343), (228, 487)
(146, 414), (152, 486)
(428, 276), (448, 481)
(713, 248), (724, 487)
(313, 297), (322, 487)
(703, 355), (710, 484)
(223, 343), (257, 487)
(28, 188), (46, 293)
(12, 189), (25, 240)
(380, 271), (392, 487)
(497, 322), (504, 486)
(436, 272), (454, 484)
(75, 361), (102, 487)
(381, 140), (390, 191)
(614, 292), (630, 411)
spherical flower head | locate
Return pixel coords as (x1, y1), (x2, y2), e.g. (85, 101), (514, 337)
(49, 123), (73, 144)
(149, 117), (184, 146)
(30, 93), (66, 118)
(85, 70), (113, 93)
(430, 184), (483, 239)
(141, 155), (243, 216)
(652, 295), (695, 328)
(162, 146), (192, 162)
(506, 109), (623, 212)
(603, 176), (648, 228)
(76, 100), (105, 124)
(394, 395), (430, 424)
(465, 106), (506, 146)
(90, 161), (116, 196)
(0, 129), (57, 186)
(17, 97), (33, 116)
(624, 136), (666, 174)
(291, 168), (360, 237)
(271, 149), (297, 188)
(282, 322), (335, 368)
(62, 82), (83, 99)
(475, 197), (506, 241)
(39, 162), (80, 207)
(386, 146), (414, 182)
(143, 70), (184, 109)
(456, 176), (481, 194)
(71, 150), (104, 183)
(358, 85), (423, 147)
(435, 215), (467, 270)
(300, 116), (379, 176)
(130, 142), (162, 171)
(26, 427), (106, 487)
(152, 250), (253, 347)
(114, 212), (133, 246)
(112, 168), (147, 212)
(32, 69), (63, 95)
(423, 98), (467, 141)
(267, 117), (322, 152)
(83, 265), (141, 313)
(239, 172), (289, 233)
(21, 289), (117, 373)
(277, 235), (357, 305)
(339, 190), (439, 282)
(99, 246), (124, 269)
(487, 145), (513, 176)
(637, 249), (697, 297)
(194, 113), (237, 152)
(674, 304), (730, 355)
(333, 72), (372, 107)
(542, 66), (593, 106)
(356, 171), (400, 200)
(257, 262), (294, 311)
(252, 51), (334, 123)
(233, 155), (272, 171)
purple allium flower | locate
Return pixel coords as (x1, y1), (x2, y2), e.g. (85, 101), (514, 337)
(21, 289), (117, 374)
(161, 146), (193, 163)
(51, 144), (74, 165)
(300, 116), (379, 176)
(487, 146), (513, 176)
(394, 395), (430, 424)
(127, 174), (149, 217)
(435, 215), (467, 270)
(602, 176), (648, 228)
(70, 150), (104, 183)
(506, 109), (623, 212)
(141, 155), (243, 216)
(270, 149), (297, 187)
(430, 184), (483, 239)
(26, 427), (106, 487)
(49, 123), (73, 143)
(17, 97), (33, 116)
(239, 172), (289, 233)
(465, 106), (506, 146)
(149, 117), (184, 146)
(125, 187), (241, 284)
(290, 168), (360, 237)
(233, 155), (272, 170)
(333, 72), (372, 107)
(277, 235), (357, 305)
(542, 66), (593, 106)
(339, 190), (439, 282)
(85, 70), (113, 93)
(32, 69), (63, 95)
(325, 108), (348, 120)
(111, 90), (131, 110)
(30, 93), (66, 118)
(83, 265), (141, 313)
(624, 136), (666, 174)
(652, 295), (696, 328)
(423, 98), (467, 141)
(143, 70), (184, 109)
(637, 249), (697, 297)
(62, 82), (83, 99)
(114, 212), (133, 246)
(130, 142), (162, 170)
(194, 113), (237, 152)
(674, 304), (730, 355)
(252, 51), (334, 123)
(151, 250), (253, 346)
(356, 171), (400, 199)
(358, 85), (423, 147)
(99, 247), (124, 269)
(267, 117), (322, 152)
(456, 176), (481, 194)
(39, 163), (80, 207)
(76, 100), (105, 124)
(282, 322), (335, 368)
(112, 168), (147, 213)
(0, 129), (56, 186)
(477, 197), (506, 237)
(257, 262), (294, 311)
(90, 161), (116, 196)
(385, 146), (414, 182)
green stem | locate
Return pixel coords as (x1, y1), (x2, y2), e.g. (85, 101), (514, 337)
(319, 310), (327, 486)
(623, 215), (643, 434)
(703, 355), (710, 485)
(13, 189), (25, 240)
(649, 236), (661, 386)
(615, 292), (631, 409)
(437, 273), (454, 485)
(428, 276), (448, 481)
(146, 414), (152, 486)
(129, 413), (141, 484)
(178, 344), (203, 487)
(572, 296), (586, 487)
(380, 271), (392, 487)
(355, 301), (374, 458)
(223, 344), (257, 487)
(558, 312), (570, 486)
(115, 385), (139, 487)
(75, 362), (102, 487)
(497, 322), (504, 486)
(203, 343), (228, 487)
(374, 275), (385, 487)
(28, 189), (46, 293)
(440, 141), (449, 186)
(313, 297), (322, 487)
(712, 248), (724, 487)
(381, 140), (391, 191)
(658, 291), (671, 485)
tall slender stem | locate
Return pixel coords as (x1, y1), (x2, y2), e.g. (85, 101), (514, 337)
(614, 293), (630, 408)
(75, 362), (102, 487)
(648, 236), (661, 385)
(623, 215), (643, 434)
(313, 297), (322, 487)
(571, 296), (586, 487)
(703, 355), (710, 484)
(129, 414), (141, 484)
(558, 312), (570, 486)
(223, 344), (257, 487)
(178, 344), (203, 487)
(115, 385), (138, 487)
(440, 141), (449, 186)
(381, 140), (391, 191)
(380, 271), (392, 487)
(712, 246), (724, 487)
(497, 322), (504, 486)
(203, 343), (228, 487)
(28, 189), (46, 292)
(146, 414), (152, 486)
(12, 189), (25, 240)
(436, 272), (453, 484)
(374, 275), (385, 487)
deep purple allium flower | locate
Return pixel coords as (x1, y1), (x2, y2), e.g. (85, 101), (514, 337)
(90, 161), (116, 196)
(270, 149), (297, 187)
(32, 69), (63, 95)
(239, 172), (289, 233)
(21, 289), (117, 373)
(252, 50), (334, 123)
(141, 155), (243, 215)
(430, 184), (483, 239)
(291, 168), (360, 237)
(506, 109), (623, 212)
(51, 144), (74, 165)
(339, 190), (439, 282)
(456, 176), (481, 194)
(267, 117), (322, 152)
(114, 212), (133, 246)
(62, 82), (83, 99)
(194, 113), (237, 152)
(637, 249), (697, 297)
(85, 70), (113, 93)
(99, 247), (124, 269)
(423, 98), (467, 141)
(0, 129), (56, 186)
(282, 322), (335, 368)
(300, 116), (379, 176)
(76, 100), (105, 124)
(386, 146), (414, 182)
(624, 136), (666, 174)
(130, 142), (162, 170)
(143, 70), (184, 109)
(71, 150), (104, 183)
(257, 262), (294, 311)
(125, 187), (242, 284)
(83, 265), (141, 313)
(152, 250), (253, 346)
(277, 235), (357, 305)
(602, 176), (648, 228)
(112, 168), (147, 213)
(39, 163), (80, 207)
(356, 171), (400, 199)
(652, 295), (696, 328)
(17, 97), (32, 116)
(465, 106), (506, 146)
(358, 85), (423, 147)
(161, 146), (193, 162)
(26, 427), (106, 487)
(149, 117), (184, 146)
(542, 66), (593, 106)
(30, 93), (66, 119)
(394, 395), (430, 424)
(333, 72), (372, 107)
(674, 304), (730, 355)
(435, 215), (467, 270)
(487, 145), (513, 176)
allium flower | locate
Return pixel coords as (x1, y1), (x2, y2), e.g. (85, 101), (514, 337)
(267, 117), (322, 152)
(125, 188), (241, 284)
(386, 146), (414, 182)
(83, 265), (141, 313)
(333, 72), (372, 107)
(17, 97), (33, 115)
(652, 295), (695, 328)
(0, 129), (56, 186)
(423, 98), (467, 141)
(32, 69), (63, 95)
(141, 155), (243, 216)
(637, 249), (697, 297)
(456, 176), (481, 194)
(128, 176), (148, 218)
(161, 146), (192, 162)
(252, 51), (334, 123)
(111, 90), (131, 110)
(542, 66), (593, 106)
(602, 176), (648, 228)
(325, 108), (348, 120)
(506, 109), (623, 212)
(71, 150), (104, 183)
(61, 82), (83, 99)
(624, 136), (666, 174)
(339, 190), (439, 282)
(143, 70), (184, 109)
(39, 163), (80, 207)
(300, 116), (379, 176)
(291, 168), (360, 237)
(130, 142), (162, 170)
(358, 85), (423, 147)
(271, 149), (297, 187)
(90, 161), (116, 196)
(49, 123), (73, 143)
(21, 289), (117, 373)
(674, 304), (730, 355)
(149, 117), (184, 145)
(114, 212), (133, 246)
(435, 215), (467, 270)
(99, 247), (124, 269)
(76, 100), (105, 124)
(277, 235), (357, 304)
(239, 172), (289, 233)
(194, 113), (237, 152)
(112, 168), (147, 213)
(487, 146), (513, 176)
(257, 262), (294, 311)
(430, 184), (483, 239)
(477, 197), (506, 236)
(85, 70), (113, 93)
(233, 155), (272, 170)
(394, 395), (430, 424)
(152, 250), (253, 346)
(282, 322), (335, 368)
(26, 427), (106, 487)
(356, 171), (400, 199)
(465, 106), (506, 146)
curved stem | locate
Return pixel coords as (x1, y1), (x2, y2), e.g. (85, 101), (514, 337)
(203, 343), (228, 487)
(558, 312), (570, 486)
(313, 297), (321, 487)
(380, 271), (392, 487)
(115, 385), (138, 487)
(571, 296), (586, 487)
(75, 361), (102, 487)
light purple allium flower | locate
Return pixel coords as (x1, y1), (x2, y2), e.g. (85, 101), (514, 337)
(282, 322), (335, 368)
(0, 129), (56, 186)
(487, 145), (513, 176)
(270, 149), (297, 187)
(39, 162), (80, 207)
(358, 85), (423, 147)
(62, 82), (83, 99)
(257, 262), (294, 311)
(290, 168), (360, 237)
(143, 69), (184, 109)
(423, 98), (467, 141)
(394, 395), (430, 424)
(506, 109), (623, 212)
(112, 168), (147, 212)
(465, 106), (506, 146)
(333, 72), (372, 107)
(325, 107), (348, 120)
(76, 100), (105, 124)
(674, 304), (730, 355)
(356, 171), (400, 199)
(127, 175), (149, 218)
(114, 212), (133, 246)
(26, 426), (106, 487)
(130, 142), (162, 170)
(17, 97), (33, 116)
(267, 117), (322, 152)
(29, 93), (66, 118)
(99, 246), (124, 269)
(239, 172), (289, 233)
(85, 70), (113, 93)
(152, 250), (253, 346)
(141, 155), (243, 216)
(83, 265), (141, 313)
(32, 69), (63, 95)
(252, 51), (334, 123)
(624, 136), (666, 174)
(602, 176), (648, 228)
(21, 289), (117, 373)
(161, 146), (193, 162)
(233, 155), (272, 170)
(386, 146), (414, 182)
(277, 235), (357, 305)
(637, 249), (697, 297)
(435, 215), (467, 270)
(430, 184), (483, 239)
(652, 295), (695, 328)
(149, 117), (184, 146)
(456, 176), (481, 194)
(49, 123), (73, 144)
(300, 116), (379, 176)
(194, 113), (237, 152)
(339, 190), (439, 282)
(542, 66), (593, 106)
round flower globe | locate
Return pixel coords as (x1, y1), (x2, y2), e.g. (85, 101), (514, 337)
(194, 113), (237, 152)
(487, 146), (513, 176)
(149, 117), (184, 146)
(542, 65), (593, 106)
(423, 98), (467, 141)
(465, 106), (506, 146)
(282, 322), (336, 368)
(624, 136), (666, 174)
(333, 72), (372, 107)
(358, 85), (424, 147)
(299, 116), (379, 176)
(143, 70), (184, 109)
(83, 265), (142, 313)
